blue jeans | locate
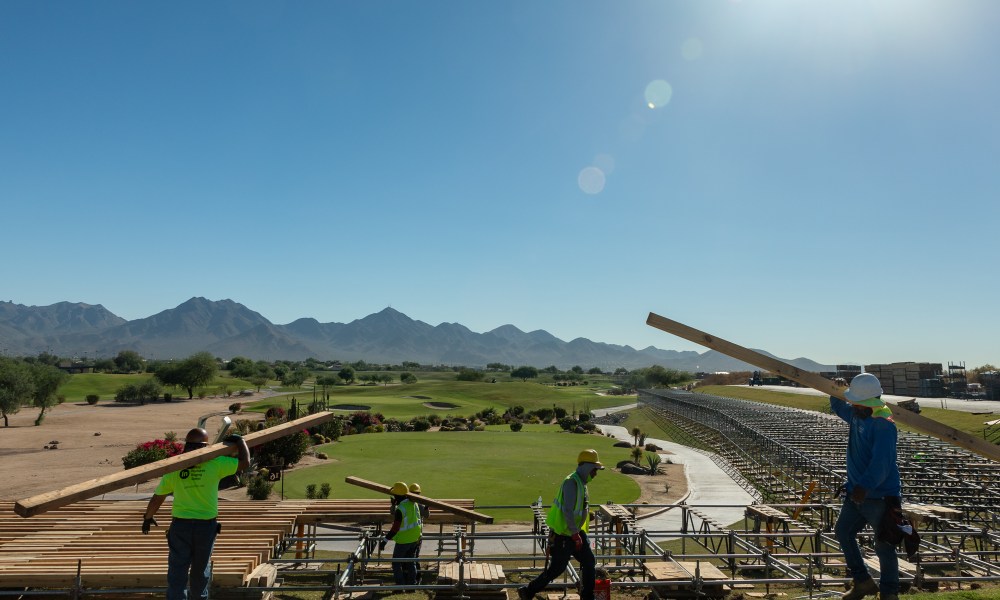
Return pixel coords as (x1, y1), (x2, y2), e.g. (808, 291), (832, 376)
(166, 518), (218, 600)
(392, 540), (421, 585)
(525, 532), (596, 600)
(835, 498), (899, 595)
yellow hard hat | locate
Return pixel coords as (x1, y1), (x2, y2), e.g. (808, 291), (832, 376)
(408, 483), (422, 494)
(390, 481), (409, 495)
(577, 449), (605, 469)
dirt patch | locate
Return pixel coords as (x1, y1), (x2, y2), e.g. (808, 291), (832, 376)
(626, 463), (687, 515)
(0, 393), (266, 501)
(423, 402), (458, 409)
(330, 404), (371, 411)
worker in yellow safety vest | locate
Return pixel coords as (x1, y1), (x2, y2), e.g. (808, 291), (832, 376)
(379, 481), (423, 586)
(519, 449), (604, 600)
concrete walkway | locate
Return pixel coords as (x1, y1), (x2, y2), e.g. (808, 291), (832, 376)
(737, 384), (1000, 414)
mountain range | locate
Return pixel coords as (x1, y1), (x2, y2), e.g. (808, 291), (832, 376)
(0, 298), (835, 372)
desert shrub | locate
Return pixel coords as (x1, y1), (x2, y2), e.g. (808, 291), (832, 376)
(306, 483), (317, 499)
(246, 475), (273, 500)
(553, 406), (568, 419)
(580, 421), (597, 432)
(319, 483), (331, 498)
(122, 439), (183, 469)
(314, 418), (344, 440)
(577, 412), (591, 422)
(163, 393), (172, 402)
(410, 417), (431, 431)
(255, 430), (310, 468)
(533, 408), (554, 423)
(509, 421), (523, 432)
(645, 453), (662, 475)
(316, 452), (328, 459)
(558, 417), (577, 431)
(511, 405), (525, 416)
(313, 433), (326, 444)
(234, 419), (257, 435)
(229, 402), (242, 413)
(164, 431), (178, 442)
(86, 394), (99, 405)
(265, 406), (286, 421)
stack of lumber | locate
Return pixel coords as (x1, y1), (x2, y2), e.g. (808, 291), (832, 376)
(0, 498), (474, 590)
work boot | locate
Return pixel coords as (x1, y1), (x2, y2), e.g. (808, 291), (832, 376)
(517, 586), (533, 600)
(842, 578), (879, 600)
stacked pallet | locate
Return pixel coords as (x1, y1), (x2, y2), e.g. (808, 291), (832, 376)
(864, 363), (941, 396)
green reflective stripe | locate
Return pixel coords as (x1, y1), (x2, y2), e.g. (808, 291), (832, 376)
(395, 500), (422, 544)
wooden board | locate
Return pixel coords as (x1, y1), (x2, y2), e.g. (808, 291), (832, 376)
(345, 476), (493, 523)
(645, 561), (727, 581)
(437, 562), (505, 584)
(15, 412), (336, 518)
(646, 312), (1000, 462)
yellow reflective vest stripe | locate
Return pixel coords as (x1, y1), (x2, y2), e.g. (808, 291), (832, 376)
(546, 471), (588, 535)
(395, 499), (422, 544)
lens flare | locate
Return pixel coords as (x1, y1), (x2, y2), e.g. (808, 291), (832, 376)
(594, 153), (616, 176)
(644, 80), (673, 109)
(578, 167), (606, 195)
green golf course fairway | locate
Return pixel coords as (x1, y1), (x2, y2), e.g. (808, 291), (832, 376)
(279, 429), (639, 522)
(250, 380), (628, 420)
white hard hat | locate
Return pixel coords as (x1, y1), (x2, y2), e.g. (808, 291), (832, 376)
(844, 373), (884, 405)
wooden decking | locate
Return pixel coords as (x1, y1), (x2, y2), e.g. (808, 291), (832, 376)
(0, 498), (476, 590)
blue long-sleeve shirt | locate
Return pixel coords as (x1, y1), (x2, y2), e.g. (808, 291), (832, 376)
(830, 396), (901, 499)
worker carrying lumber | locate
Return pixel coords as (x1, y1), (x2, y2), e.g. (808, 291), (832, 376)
(830, 373), (901, 600)
(141, 427), (250, 600)
(518, 449), (604, 600)
(379, 481), (423, 586)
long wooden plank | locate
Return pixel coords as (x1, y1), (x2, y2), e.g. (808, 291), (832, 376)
(344, 476), (494, 523)
(646, 312), (1000, 462)
(15, 412), (336, 518)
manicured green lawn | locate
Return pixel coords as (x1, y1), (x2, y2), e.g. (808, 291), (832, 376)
(249, 380), (625, 420)
(279, 429), (638, 522)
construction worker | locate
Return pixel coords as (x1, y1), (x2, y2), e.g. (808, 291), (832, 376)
(379, 481), (423, 586)
(519, 449), (604, 600)
(142, 428), (250, 600)
(831, 373), (901, 600)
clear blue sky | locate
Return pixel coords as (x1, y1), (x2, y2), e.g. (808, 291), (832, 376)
(2, 1), (997, 368)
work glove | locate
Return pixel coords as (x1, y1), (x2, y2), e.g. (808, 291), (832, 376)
(850, 486), (867, 505)
(142, 517), (158, 535)
(570, 532), (583, 552)
(378, 538), (388, 553)
(223, 433), (243, 444)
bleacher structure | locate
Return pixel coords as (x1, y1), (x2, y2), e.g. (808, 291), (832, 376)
(4, 389), (1000, 597)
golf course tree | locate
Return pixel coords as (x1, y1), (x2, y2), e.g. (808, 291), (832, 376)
(248, 361), (275, 392)
(338, 366), (356, 384)
(226, 356), (256, 379)
(30, 363), (69, 426)
(0, 357), (34, 427)
(511, 366), (538, 382)
(280, 366), (311, 387)
(114, 350), (145, 373)
(153, 352), (217, 399)
(400, 371), (417, 384)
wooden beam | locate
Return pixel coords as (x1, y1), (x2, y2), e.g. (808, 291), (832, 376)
(645, 312), (1000, 462)
(344, 476), (494, 524)
(14, 412), (336, 518)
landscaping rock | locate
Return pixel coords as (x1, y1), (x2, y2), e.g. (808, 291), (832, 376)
(613, 441), (632, 448)
(645, 444), (661, 452)
(619, 463), (648, 475)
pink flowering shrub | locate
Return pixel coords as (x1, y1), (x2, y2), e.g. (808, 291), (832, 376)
(122, 439), (184, 470)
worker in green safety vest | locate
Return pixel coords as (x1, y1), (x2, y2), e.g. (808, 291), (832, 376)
(519, 449), (604, 600)
(379, 481), (423, 586)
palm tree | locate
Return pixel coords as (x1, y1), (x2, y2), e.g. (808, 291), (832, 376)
(630, 427), (642, 447)
(630, 446), (643, 464)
